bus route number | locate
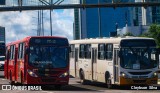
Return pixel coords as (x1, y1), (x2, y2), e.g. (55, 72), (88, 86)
(47, 40), (56, 44)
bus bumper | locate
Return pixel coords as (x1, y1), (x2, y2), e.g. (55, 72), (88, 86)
(119, 76), (158, 85)
(25, 76), (69, 85)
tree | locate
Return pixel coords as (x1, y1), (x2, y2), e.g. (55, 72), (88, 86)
(141, 24), (160, 48)
(123, 32), (134, 36)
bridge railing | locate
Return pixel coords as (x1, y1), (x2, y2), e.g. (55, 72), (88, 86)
(0, 0), (79, 7)
(0, 0), (160, 7)
(0, 0), (160, 11)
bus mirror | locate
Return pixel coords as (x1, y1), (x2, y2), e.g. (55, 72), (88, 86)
(156, 48), (160, 54)
(118, 51), (121, 57)
(26, 48), (29, 54)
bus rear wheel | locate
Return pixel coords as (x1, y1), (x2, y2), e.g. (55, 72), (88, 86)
(21, 73), (23, 84)
(9, 72), (14, 85)
(79, 70), (87, 85)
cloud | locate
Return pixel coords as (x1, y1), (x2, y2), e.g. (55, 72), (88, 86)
(0, 9), (74, 43)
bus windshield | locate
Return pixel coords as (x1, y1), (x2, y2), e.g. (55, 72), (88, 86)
(120, 47), (158, 70)
(29, 46), (69, 68)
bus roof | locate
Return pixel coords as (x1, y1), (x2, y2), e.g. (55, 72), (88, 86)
(6, 36), (68, 46)
(69, 37), (155, 45)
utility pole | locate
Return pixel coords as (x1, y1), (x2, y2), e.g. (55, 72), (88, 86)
(39, 0), (64, 36)
(50, 0), (53, 36)
(18, 0), (22, 12)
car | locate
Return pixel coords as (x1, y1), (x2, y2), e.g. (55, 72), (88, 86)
(0, 56), (5, 70)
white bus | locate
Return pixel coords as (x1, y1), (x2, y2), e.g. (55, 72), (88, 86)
(70, 37), (159, 88)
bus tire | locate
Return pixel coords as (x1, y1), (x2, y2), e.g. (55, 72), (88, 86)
(54, 85), (62, 90)
(21, 72), (23, 84)
(107, 79), (112, 89)
(79, 70), (87, 85)
(9, 71), (14, 85)
(105, 72), (112, 89)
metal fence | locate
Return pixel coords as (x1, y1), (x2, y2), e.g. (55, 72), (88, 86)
(0, 0), (160, 7)
(0, 0), (79, 7)
(0, 0), (160, 11)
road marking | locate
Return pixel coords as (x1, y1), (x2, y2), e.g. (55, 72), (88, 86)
(41, 91), (54, 93)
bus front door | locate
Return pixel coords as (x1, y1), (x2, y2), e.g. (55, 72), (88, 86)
(92, 48), (97, 80)
(114, 49), (119, 84)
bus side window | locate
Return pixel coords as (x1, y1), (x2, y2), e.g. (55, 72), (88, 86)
(18, 43), (22, 59)
(10, 45), (15, 60)
(79, 44), (85, 59)
(9, 46), (12, 60)
(106, 44), (113, 60)
(70, 44), (75, 58)
(18, 43), (25, 60)
(98, 44), (105, 60)
(85, 44), (91, 59)
(22, 43), (25, 59)
(12, 45), (15, 60)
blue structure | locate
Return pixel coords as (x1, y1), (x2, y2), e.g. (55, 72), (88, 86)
(75, 0), (134, 39)
(0, 0), (5, 5)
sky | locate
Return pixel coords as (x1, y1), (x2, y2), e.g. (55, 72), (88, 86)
(0, 9), (74, 43)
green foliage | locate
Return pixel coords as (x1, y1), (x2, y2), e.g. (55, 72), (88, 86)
(139, 32), (150, 37)
(123, 32), (134, 36)
(141, 24), (160, 48)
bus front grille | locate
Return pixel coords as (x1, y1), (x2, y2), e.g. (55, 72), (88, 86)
(129, 71), (151, 75)
(41, 78), (56, 82)
(133, 80), (146, 83)
(132, 76), (148, 78)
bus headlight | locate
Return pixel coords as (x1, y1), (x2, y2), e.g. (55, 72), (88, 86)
(120, 72), (129, 78)
(122, 73), (125, 77)
(151, 72), (158, 78)
(27, 69), (38, 77)
(59, 71), (69, 78)
(154, 72), (157, 76)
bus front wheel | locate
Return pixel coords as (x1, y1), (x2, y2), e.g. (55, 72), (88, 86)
(105, 72), (112, 89)
(54, 85), (62, 90)
(106, 79), (112, 89)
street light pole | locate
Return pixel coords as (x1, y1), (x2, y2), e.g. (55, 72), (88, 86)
(115, 22), (118, 36)
(98, 0), (102, 37)
(39, 0), (64, 36)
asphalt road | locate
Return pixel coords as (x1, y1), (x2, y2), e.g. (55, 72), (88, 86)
(0, 71), (159, 93)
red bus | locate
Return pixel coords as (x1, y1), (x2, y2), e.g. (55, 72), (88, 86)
(4, 36), (70, 88)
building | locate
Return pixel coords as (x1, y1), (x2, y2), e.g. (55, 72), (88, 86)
(0, 26), (5, 42)
(73, 9), (81, 40)
(73, 0), (134, 39)
(0, 0), (5, 5)
(73, 0), (160, 39)
(124, 0), (160, 36)
(0, 26), (5, 56)
(133, 0), (160, 26)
